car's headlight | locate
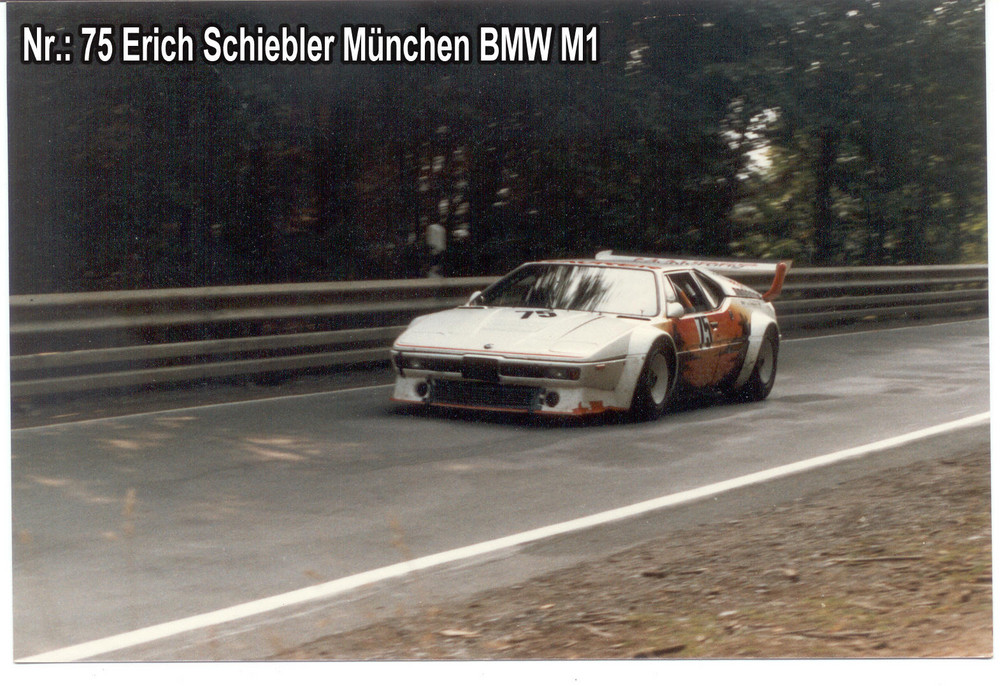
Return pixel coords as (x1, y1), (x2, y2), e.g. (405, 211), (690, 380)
(548, 340), (600, 355)
(542, 366), (581, 381)
(394, 354), (462, 373)
(499, 363), (580, 380)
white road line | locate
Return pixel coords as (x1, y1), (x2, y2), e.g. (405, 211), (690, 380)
(21, 411), (990, 663)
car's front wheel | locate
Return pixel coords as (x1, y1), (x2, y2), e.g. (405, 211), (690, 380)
(630, 339), (674, 421)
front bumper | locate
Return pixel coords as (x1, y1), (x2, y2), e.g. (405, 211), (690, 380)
(391, 349), (629, 415)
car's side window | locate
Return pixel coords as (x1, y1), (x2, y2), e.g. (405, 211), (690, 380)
(667, 272), (713, 313)
(693, 272), (725, 310)
(661, 275), (678, 308)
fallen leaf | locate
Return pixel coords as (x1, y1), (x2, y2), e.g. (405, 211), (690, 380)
(634, 644), (685, 658)
(438, 629), (480, 638)
(580, 624), (614, 638)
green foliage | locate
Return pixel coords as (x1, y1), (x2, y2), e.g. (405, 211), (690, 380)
(7, 0), (986, 293)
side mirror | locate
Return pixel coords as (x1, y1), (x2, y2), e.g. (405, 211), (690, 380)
(465, 290), (483, 306)
(665, 301), (685, 319)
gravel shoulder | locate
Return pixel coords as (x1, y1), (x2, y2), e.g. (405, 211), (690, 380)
(275, 445), (992, 660)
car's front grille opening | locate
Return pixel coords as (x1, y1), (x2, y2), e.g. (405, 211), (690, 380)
(430, 380), (542, 411)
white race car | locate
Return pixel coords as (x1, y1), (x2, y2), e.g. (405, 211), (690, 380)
(391, 252), (788, 420)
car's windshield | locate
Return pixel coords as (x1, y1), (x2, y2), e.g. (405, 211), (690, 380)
(478, 264), (659, 316)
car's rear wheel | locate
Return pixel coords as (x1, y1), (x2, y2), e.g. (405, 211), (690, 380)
(631, 339), (674, 421)
(737, 328), (778, 402)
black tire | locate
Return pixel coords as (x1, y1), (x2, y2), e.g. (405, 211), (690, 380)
(630, 339), (674, 421)
(737, 328), (779, 402)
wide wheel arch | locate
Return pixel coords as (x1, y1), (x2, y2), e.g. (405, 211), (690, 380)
(628, 335), (679, 421)
(732, 324), (779, 402)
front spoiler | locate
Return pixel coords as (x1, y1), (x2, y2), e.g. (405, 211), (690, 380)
(391, 376), (627, 416)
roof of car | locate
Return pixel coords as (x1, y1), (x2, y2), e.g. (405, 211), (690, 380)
(538, 252), (784, 276)
(537, 258), (667, 270)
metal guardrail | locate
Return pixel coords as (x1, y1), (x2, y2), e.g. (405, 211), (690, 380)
(8, 265), (988, 397)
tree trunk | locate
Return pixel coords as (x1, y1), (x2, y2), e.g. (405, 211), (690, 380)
(813, 126), (839, 264)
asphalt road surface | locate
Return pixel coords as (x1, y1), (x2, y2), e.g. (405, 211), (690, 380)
(11, 319), (990, 660)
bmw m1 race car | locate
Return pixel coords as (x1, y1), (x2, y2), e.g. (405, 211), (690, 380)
(391, 252), (789, 420)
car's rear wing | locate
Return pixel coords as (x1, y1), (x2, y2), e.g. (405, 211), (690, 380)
(594, 251), (791, 301)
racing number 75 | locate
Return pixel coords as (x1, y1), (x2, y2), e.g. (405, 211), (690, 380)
(695, 317), (713, 346)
